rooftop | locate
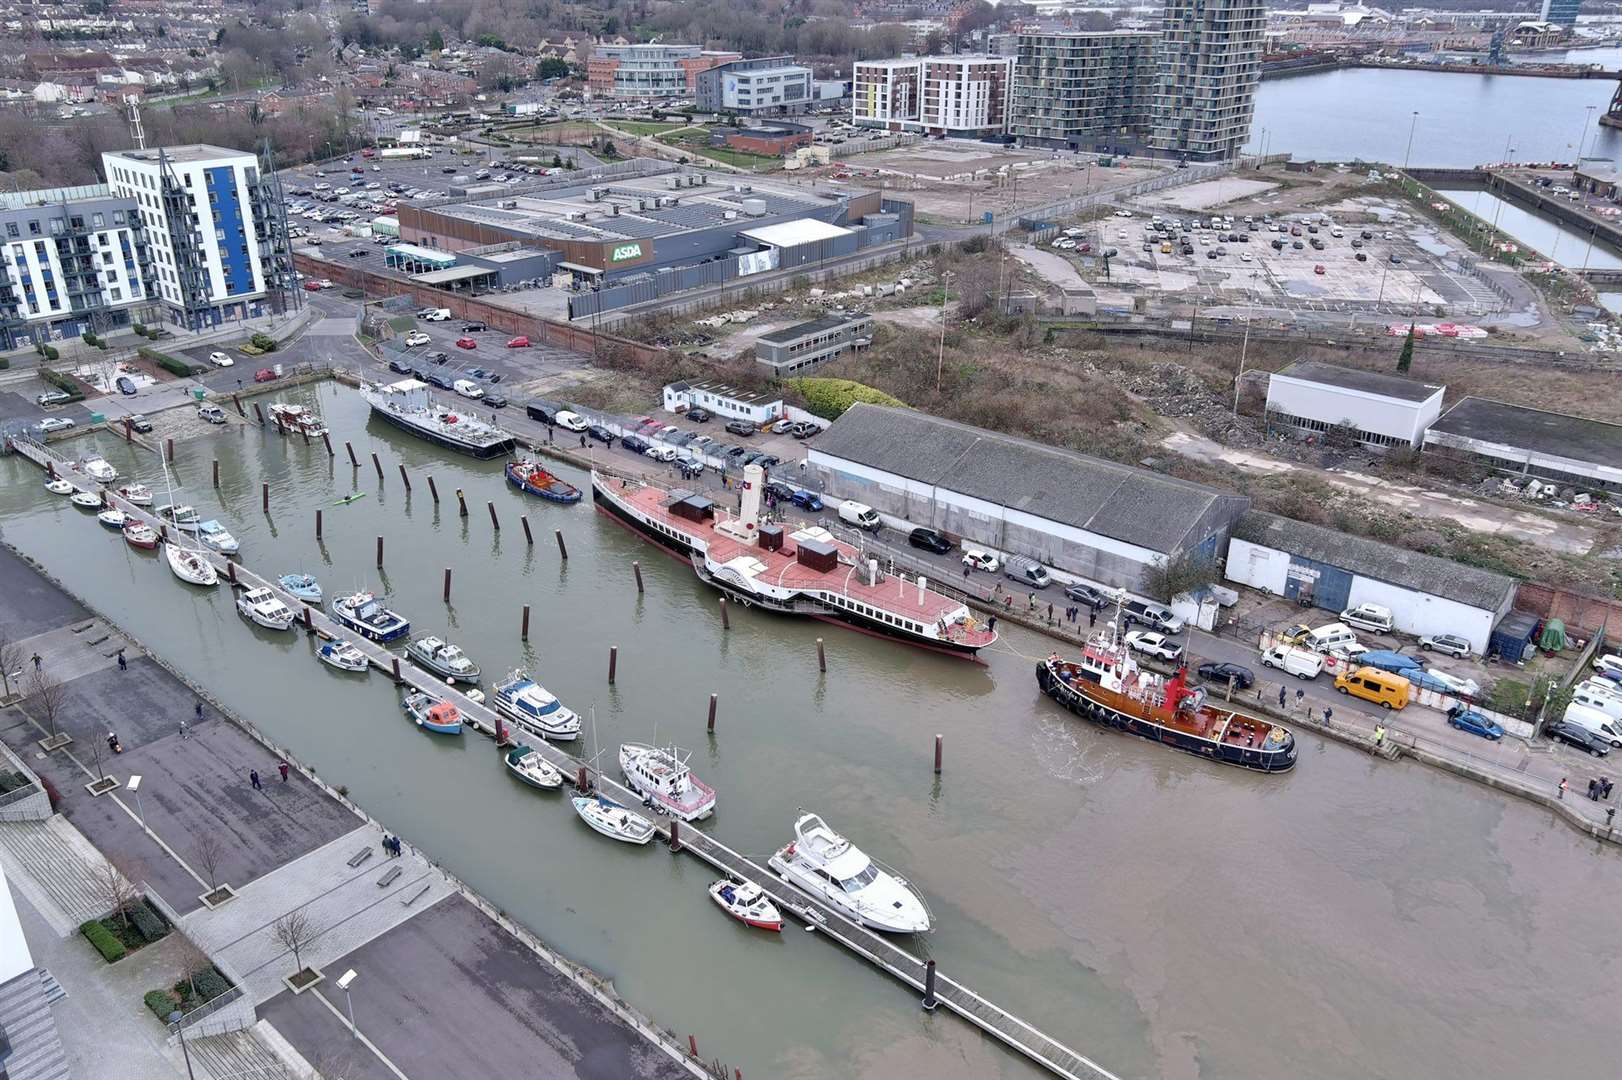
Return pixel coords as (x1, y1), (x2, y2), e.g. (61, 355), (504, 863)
(1272, 360), (1443, 404)
(757, 312), (872, 346)
(1427, 397), (1622, 470)
(740, 218), (853, 248)
(104, 143), (255, 165)
(811, 404), (1245, 554)
(1233, 511), (1515, 612)
(685, 378), (782, 406)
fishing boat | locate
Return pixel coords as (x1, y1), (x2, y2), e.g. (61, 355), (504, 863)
(69, 490), (102, 509)
(80, 456), (118, 483)
(116, 483), (153, 506)
(618, 742), (716, 821)
(196, 520), (239, 555)
(96, 509), (129, 530)
(708, 879), (783, 932)
(44, 478), (73, 495)
(491, 671), (580, 741)
(318, 639), (370, 673)
(359, 378), (515, 458)
(767, 812), (931, 934)
(402, 689), (463, 735)
(593, 465), (995, 659)
(1035, 601), (1296, 774)
(267, 402), (328, 438)
(330, 591), (410, 643)
(165, 542), (218, 586)
(503, 745), (563, 790)
(406, 635), (481, 683)
(235, 586), (295, 631)
(571, 795), (655, 844)
(278, 574), (322, 604)
(123, 521), (159, 550)
(504, 460), (581, 504)
(156, 503), (201, 533)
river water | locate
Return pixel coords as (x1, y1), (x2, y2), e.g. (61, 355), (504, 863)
(4, 384), (1620, 1080)
(1430, 186), (1622, 269)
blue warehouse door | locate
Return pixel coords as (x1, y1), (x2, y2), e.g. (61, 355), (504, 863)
(1283, 557), (1353, 613)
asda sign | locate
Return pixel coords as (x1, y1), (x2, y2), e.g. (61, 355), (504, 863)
(609, 242), (644, 263)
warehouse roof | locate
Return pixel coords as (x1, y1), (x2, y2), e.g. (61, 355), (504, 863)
(1232, 511), (1515, 612)
(740, 219), (852, 248)
(1427, 397), (1622, 470)
(1273, 361), (1442, 404)
(810, 404), (1244, 553)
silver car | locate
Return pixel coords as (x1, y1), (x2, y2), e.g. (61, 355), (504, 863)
(1419, 634), (1471, 659)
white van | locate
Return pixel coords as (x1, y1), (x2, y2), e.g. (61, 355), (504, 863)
(452, 379), (484, 400)
(1563, 701), (1622, 748)
(837, 500), (881, 532)
(1339, 604), (1393, 634)
(423, 308), (452, 322)
(553, 410), (588, 432)
(1593, 653), (1622, 680)
(1571, 685), (1622, 723)
(1305, 623), (1360, 654)
(1259, 644), (1324, 681)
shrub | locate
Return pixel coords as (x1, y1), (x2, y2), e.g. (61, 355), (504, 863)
(238, 344), (264, 356)
(0, 357), (9, 370)
(82, 331), (98, 346)
(137, 346), (197, 377)
(38, 368), (84, 401)
(42, 344), (58, 361)
(249, 333), (277, 353)
(132, 322), (145, 335)
(130, 900), (169, 944)
(144, 989), (176, 1020)
(80, 920), (126, 963)
(145, 327), (161, 340)
(784, 377), (906, 421)
(191, 967), (231, 1002)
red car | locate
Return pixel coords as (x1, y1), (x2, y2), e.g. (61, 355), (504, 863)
(1313, 264), (1326, 276)
(254, 368), (279, 383)
(455, 337), (477, 349)
(302, 281), (321, 291)
(506, 336), (530, 348)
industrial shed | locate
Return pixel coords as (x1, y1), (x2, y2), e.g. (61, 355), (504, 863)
(1265, 361), (1444, 450)
(1423, 396), (1622, 493)
(1224, 511), (1516, 653)
(805, 404), (1249, 592)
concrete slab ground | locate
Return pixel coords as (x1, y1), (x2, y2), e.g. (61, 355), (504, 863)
(0, 546), (86, 639)
(259, 893), (693, 1080)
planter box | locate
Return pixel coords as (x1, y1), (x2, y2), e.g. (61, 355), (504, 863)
(198, 885), (236, 909)
(84, 776), (119, 797)
(284, 967), (323, 995)
(38, 733), (73, 752)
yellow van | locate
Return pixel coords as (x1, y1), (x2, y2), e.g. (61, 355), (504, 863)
(1333, 666), (1410, 710)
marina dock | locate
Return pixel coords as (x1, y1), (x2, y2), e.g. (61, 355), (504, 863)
(10, 431), (1120, 1080)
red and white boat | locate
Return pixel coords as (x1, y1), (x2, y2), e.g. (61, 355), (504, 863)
(618, 742), (716, 821)
(707, 879), (782, 932)
(592, 465), (996, 658)
(116, 483), (153, 506)
(123, 521), (159, 550)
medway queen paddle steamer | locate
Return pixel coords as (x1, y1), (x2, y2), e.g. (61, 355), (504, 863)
(592, 463), (995, 658)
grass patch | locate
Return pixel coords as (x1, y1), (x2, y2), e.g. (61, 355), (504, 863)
(654, 128), (780, 171)
(603, 120), (686, 137)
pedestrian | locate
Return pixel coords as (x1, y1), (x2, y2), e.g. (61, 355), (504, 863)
(116, 648), (127, 671)
(278, 760), (290, 783)
(1295, 688), (1305, 708)
(963, 566), (971, 581)
(380, 834), (391, 858)
(1088, 608), (1097, 628)
(1558, 776), (1568, 800)
(1323, 706), (1332, 724)
(1004, 595), (1012, 610)
(1605, 778), (1614, 800)
(987, 615), (997, 633)
(1046, 601), (1053, 622)
(30, 653), (40, 672)
(1374, 723), (1385, 747)
(178, 720), (187, 740)
(1609, 807), (1617, 829)
(798, 460), (806, 473)
(1589, 778), (1600, 800)
(1278, 685), (1287, 708)
(579, 434), (586, 448)
(195, 700), (203, 723)
(1028, 593), (1037, 610)
(250, 769), (262, 791)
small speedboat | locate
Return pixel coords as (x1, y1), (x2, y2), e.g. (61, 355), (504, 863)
(504, 460), (582, 503)
(331, 591), (410, 643)
(69, 490), (102, 509)
(44, 478), (73, 495)
(619, 742), (717, 821)
(117, 484), (153, 506)
(278, 573), (322, 604)
(402, 690), (463, 735)
(235, 586), (294, 630)
(196, 520), (239, 555)
(81, 456), (117, 483)
(97, 509), (129, 530)
(123, 521), (159, 550)
(492, 671), (580, 741)
(165, 543), (218, 586)
(572, 795), (655, 844)
(504, 745), (563, 790)
(406, 635), (480, 683)
(708, 879), (783, 932)
(318, 639), (369, 673)
(157, 503), (201, 532)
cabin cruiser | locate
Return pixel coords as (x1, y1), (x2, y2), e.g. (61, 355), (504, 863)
(708, 879), (782, 932)
(330, 591), (410, 643)
(156, 503), (201, 532)
(402, 690), (462, 735)
(767, 813), (931, 934)
(196, 520), (239, 555)
(618, 743), (716, 821)
(123, 521), (159, 550)
(80, 456), (117, 483)
(44, 477), (73, 495)
(318, 639), (369, 673)
(504, 745), (563, 790)
(406, 636), (481, 683)
(491, 671), (580, 741)
(69, 490), (101, 509)
(96, 509), (129, 530)
(235, 587), (294, 630)
(116, 484), (153, 506)
(278, 574), (322, 603)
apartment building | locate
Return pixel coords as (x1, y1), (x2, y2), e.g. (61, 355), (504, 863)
(695, 56), (815, 115)
(852, 56), (1011, 137)
(1151, 0), (1265, 161)
(587, 44), (741, 99)
(102, 144), (294, 331)
(1010, 30), (1159, 148)
(0, 184), (153, 350)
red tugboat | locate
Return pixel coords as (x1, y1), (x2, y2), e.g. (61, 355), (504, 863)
(504, 460), (582, 503)
(1036, 604), (1296, 773)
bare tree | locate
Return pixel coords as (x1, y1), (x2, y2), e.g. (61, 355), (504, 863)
(192, 830), (226, 892)
(88, 856), (139, 929)
(28, 670), (67, 738)
(273, 907), (317, 977)
(0, 628), (22, 699)
(171, 933), (213, 1002)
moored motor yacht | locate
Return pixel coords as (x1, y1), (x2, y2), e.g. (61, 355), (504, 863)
(156, 503), (201, 532)
(196, 519), (239, 555)
(235, 586), (295, 630)
(123, 521), (159, 550)
(767, 812), (931, 934)
(491, 671), (580, 741)
(97, 509), (129, 530)
(165, 542), (218, 586)
(571, 795), (655, 844)
(69, 490), (101, 509)
(330, 591), (410, 643)
(503, 745), (563, 790)
(80, 456), (118, 483)
(317, 639), (369, 673)
(618, 742), (716, 821)
(116, 484), (153, 506)
(406, 635), (481, 683)
(44, 478), (73, 495)
(278, 573), (322, 604)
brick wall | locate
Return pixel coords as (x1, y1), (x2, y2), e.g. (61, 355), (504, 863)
(1514, 581), (1622, 638)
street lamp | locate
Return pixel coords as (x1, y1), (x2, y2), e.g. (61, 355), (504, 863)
(1578, 104), (1598, 161)
(126, 774), (145, 829)
(337, 969), (359, 1040)
(1402, 111), (1419, 171)
(935, 271), (949, 393)
(167, 1011), (196, 1080)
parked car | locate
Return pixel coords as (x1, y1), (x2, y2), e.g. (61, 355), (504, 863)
(1546, 719), (1612, 757)
(765, 480), (796, 503)
(645, 445), (678, 462)
(1446, 704), (1503, 741)
(790, 489), (823, 512)
(724, 445), (750, 461)
(791, 421), (820, 439)
(961, 549), (1001, 573)
(1197, 662), (1255, 690)
(620, 434), (651, 453)
(909, 527), (953, 555)
(127, 414), (153, 433)
(388, 358), (413, 374)
(38, 417), (75, 434)
(1063, 582), (1107, 607)
(35, 390), (71, 407)
(404, 332), (430, 347)
(484, 392), (508, 408)
(725, 419), (756, 436)
(254, 368), (279, 383)
(455, 337), (477, 349)
(453, 379), (484, 400)
(1124, 599), (1184, 634)
(426, 372), (453, 390)
(208, 351), (234, 367)
(587, 425), (614, 444)
(685, 407), (711, 423)
(1125, 631), (1183, 663)
(461, 322), (487, 333)
(507, 336), (530, 348)
(554, 410), (588, 432)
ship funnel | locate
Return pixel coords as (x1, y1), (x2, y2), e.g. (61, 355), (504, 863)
(917, 575), (927, 607)
(738, 461), (765, 534)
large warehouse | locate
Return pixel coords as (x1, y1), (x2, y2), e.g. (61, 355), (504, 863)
(1225, 511), (1516, 653)
(806, 404), (1249, 592)
(1265, 361), (1445, 450)
(1423, 396), (1622, 493)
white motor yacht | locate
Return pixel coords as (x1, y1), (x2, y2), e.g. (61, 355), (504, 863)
(196, 520), (239, 555)
(618, 742), (716, 821)
(81, 456), (118, 483)
(491, 671), (580, 741)
(44, 478), (73, 495)
(157, 503), (201, 532)
(236, 587), (294, 630)
(69, 490), (101, 509)
(318, 639), (370, 673)
(767, 813), (931, 934)
(116, 484), (153, 506)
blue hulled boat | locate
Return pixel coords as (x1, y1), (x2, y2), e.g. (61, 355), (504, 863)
(330, 590), (410, 643)
(505, 460), (581, 504)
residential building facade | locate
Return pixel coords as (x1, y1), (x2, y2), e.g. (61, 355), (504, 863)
(755, 312), (873, 376)
(1151, 0), (1265, 161)
(852, 56), (1011, 137)
(0, 184), (153, 350)
(695, 56), (815, 115)
(1010, 30), (1159, 148)
(587, 44), (741, 99)
(1541, 0), (1582, 29)
(102, 144), (295, 331)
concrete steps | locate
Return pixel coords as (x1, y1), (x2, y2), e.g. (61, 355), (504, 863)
(37, 966), (65, 1005)
(0, 817), (115, 935)
(189, 1029), (289, 1080)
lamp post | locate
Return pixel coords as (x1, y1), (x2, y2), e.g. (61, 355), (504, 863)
(126, 774), (145, 829)
(1402, 111), (1419, 171)
(167, 1011), (196, 1080)
(337, 969), (359, 1040)
(935, 271), (949, 393)
(1578, 104), (1598, 161)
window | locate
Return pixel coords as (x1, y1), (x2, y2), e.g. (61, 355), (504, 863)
(110, 287), (122, 300)
(113, 210), (125, 225)
(3, 224), (14, 239)
(28, 221), (40, 236)
(92, 213), (104, 227)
